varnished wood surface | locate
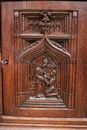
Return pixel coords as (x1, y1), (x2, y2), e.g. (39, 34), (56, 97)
(0, 127), (86, 130)
(0, 53), (2, 115)
(1, 1), (87, 129)
(0, 116), (87, 129)
(0, 126), (87, 130)
(2, 1), (87, 118)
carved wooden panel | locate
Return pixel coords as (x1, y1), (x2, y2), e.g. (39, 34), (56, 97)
(14, 10), (77, 109)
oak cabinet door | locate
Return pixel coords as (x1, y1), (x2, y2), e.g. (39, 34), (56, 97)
(2, 1), (87, 118)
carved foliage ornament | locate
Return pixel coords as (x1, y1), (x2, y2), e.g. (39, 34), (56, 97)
(29, 10), (62, 33)
(14, 10), (77, 109)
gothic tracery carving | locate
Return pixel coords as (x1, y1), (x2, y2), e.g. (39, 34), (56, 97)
(14, 10), (78, 109)
(28, 10), (62, 33)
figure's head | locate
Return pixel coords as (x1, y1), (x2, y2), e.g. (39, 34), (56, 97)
(36, 67), (43, 74)
(51, 69), (56, 76)
(43, 58), (48, 64)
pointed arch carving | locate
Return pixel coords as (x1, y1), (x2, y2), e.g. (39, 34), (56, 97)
(14, 10), (77, 109)
(18, 37), (71, 62)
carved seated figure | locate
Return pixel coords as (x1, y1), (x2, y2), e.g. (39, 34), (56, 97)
(33, 58), (48, 98)
(35, 67), (46, 98)
(33, 58), (58, 98)
(44, 69), (58, 98)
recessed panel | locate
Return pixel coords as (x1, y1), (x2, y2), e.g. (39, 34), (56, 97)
(14, 10), (78, 109)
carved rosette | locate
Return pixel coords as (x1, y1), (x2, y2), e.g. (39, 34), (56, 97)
(14, 10), (77, 109)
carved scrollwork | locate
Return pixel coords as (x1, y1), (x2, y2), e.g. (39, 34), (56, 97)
(51, 40), (66, 51)
(22, 40), (40, 51)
